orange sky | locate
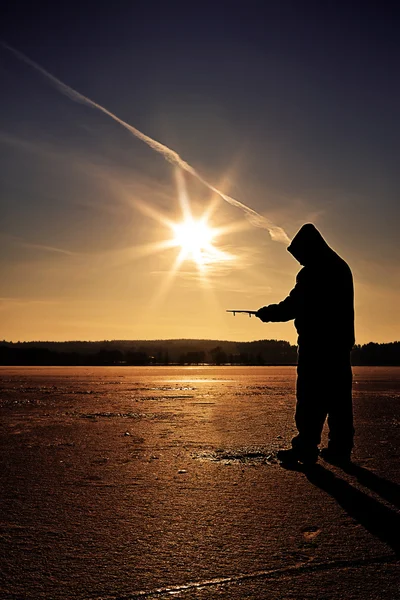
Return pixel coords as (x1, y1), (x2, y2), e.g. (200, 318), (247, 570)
(1, 147), (398, 345)
(1, 5), (400, 345)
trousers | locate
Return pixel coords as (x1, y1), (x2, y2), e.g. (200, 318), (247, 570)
(291, 348), (354, 457)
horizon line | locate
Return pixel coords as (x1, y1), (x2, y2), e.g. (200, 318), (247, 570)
(2, 338), (399, 346)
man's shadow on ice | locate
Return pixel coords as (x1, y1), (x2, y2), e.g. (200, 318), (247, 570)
(342, 462), (400, 510)
(300, 463), (400, 555)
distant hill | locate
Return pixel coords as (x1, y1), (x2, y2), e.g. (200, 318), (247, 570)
(1, 339), (399, 366)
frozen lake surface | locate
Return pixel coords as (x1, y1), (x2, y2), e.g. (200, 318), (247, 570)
(1, 366), (399, 599)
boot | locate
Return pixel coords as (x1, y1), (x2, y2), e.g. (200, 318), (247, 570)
(277, 448), (318, 467)
(320, 447), (351, 467)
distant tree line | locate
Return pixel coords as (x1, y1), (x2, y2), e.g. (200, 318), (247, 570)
(0, 339), (296, 366)
(351, 342), (400, 366)
(0, 340), (399, 366)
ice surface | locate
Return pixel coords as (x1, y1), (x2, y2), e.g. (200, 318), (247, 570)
(0, 366), (399, 599)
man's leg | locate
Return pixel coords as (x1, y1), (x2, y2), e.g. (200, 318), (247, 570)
(290, 356), (327, 462)
(326, 356), (354, 458)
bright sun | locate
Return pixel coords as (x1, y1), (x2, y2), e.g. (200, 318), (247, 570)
(132, 167), (244, 304)
(172, 218), (215, 264)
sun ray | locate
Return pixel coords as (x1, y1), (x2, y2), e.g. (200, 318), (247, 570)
(130, 167), (241, 303)
(129, 238), (178, 258)
(133, 198), (176, 229)
(101, 238), (179, 270)
(149, 247), (187, 308)
(175, 167), (193, 221)
(213, 218), (252, 237)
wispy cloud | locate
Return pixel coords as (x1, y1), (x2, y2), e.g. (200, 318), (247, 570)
(3, 42), (291, 243)
(0, 233), (77, 256)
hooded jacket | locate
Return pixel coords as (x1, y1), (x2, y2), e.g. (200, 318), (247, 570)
(259, 224), (355, 350)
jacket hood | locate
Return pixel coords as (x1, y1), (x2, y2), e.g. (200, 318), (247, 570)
(287, 224), (333, 266)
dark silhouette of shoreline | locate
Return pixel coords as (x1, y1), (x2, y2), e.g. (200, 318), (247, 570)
(1, 339), (399, 366)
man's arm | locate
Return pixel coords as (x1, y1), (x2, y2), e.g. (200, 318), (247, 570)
(256, 273), (303, 322)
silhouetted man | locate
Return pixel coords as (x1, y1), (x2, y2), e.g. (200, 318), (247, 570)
(256, 224), (355, 466)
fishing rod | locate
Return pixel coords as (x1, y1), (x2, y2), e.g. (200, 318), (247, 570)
(226, 310), (257, 317)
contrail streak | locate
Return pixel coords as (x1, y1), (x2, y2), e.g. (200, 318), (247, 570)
(2, 42), (291, 244)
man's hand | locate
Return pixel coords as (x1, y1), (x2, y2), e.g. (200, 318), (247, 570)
(256, 307), (271, 322)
